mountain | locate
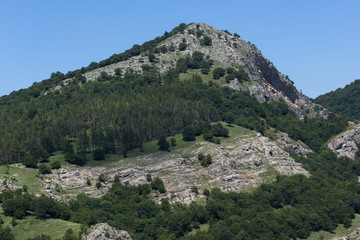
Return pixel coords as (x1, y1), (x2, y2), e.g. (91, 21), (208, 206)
(44, 23), (327, 118)
(315, 79), (360, 120)
(0, 23), (359, 240)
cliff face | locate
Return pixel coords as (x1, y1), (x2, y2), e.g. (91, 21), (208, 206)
(52, 23), (325, 118)
(328, 122), (360, 159)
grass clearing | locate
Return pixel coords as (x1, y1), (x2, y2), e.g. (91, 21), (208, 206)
(305, 214), (360, 240)
(0, 165), (42, 194)
(188, 223), (210, 236)
(2, 215), (81, 240)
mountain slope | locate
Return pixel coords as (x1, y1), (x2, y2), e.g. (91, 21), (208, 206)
(315, 79), (360, 120)
(48, 23), (327, 118)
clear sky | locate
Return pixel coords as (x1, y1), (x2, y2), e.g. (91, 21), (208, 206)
(0, 0), (359, 98)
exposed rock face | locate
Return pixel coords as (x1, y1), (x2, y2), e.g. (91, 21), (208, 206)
(328, 123), (360, 159)
(82, 223), (132, 240)
(42, 130), (308, 204)
(48, 23), (325, 118)
(274, 131), (312, 156)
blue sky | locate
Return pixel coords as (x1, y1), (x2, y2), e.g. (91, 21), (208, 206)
(0, 1), (359, 98)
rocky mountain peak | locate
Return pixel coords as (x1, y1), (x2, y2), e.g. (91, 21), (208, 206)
(56, 22), (325, 118)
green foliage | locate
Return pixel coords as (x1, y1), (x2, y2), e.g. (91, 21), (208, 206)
(211, 122), (229, 137)
(146, 173), (152, 182)
(170, 138), (176, 147)
(157, 135), (170, 151)
(64, 153), (88, 166)
(151, 176), (166, 193)
(315, 79), (360, 120)
(50, 160), (61, 169)
(38, 164), (51, 174)
(98, 173), (107, 183)
(178, 42), (187, 51)
(182, 126), (196, 141)
(198, 153), (212, 167)
(23, 154), (38, 169)
(63, 228), (76, 240)
(148, 52), (156, 62)
(93, 149), (105, 161)
(200, 35), (212, 46)
(27, 234), (51, 240)
(212, 67), (225, 79)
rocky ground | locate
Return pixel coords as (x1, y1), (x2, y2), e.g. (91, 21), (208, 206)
(82, 223), (132, 240)
(40, 128), (309, 204)
(328, 122), (360, 159)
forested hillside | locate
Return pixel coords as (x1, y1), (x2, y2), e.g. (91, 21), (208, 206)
(0, 23), (358, 240)
(315, 79), (360, 120)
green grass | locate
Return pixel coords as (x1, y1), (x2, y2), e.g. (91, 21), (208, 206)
(0, 165), (42, 194)
(2, 216), (81, 240)
(305, 214), (360, 240)
(188, 223), (210, 236)
(259, 166), (278, 183)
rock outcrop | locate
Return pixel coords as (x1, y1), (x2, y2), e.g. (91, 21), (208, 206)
(328, 123), (360, 159)
(274, 131), (312, 156)
(41, 129), (308, 204)
(82, 223), (132, 240)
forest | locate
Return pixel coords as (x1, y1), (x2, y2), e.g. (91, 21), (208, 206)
(315, 79), (360, 120)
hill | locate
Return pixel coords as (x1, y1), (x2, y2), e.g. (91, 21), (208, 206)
(0, 23), (359, 240)
(315, 79), (360, 120)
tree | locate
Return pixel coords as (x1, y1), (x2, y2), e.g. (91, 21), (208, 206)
(38, 164), (51, 174)
(178, 42), (187, 51)
(213, 68), (226, 79)
(23, 154), (38, 168)
(182, 126), (196, 141)
(148, 52), (156, 62)
(170, 138), (176, 147)
(201, 35), (212, 46)
(93, 149), (105, 161)
(157, 135), (170, 151)
(151, 177), (166, 193)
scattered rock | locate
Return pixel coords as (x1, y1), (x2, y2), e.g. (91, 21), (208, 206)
(82, 223), (132, 240)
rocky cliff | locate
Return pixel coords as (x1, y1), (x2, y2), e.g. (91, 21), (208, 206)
(328, 122), (360, 159)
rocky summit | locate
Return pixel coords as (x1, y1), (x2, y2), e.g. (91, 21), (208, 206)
(51, 23), (326, 118)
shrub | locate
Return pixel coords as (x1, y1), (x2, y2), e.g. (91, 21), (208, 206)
(213, 68), (226, 79)
(23, 154), (38, 168)
(182, 126), (196, 141)
(93, 149), (105, 161)
(50, 160), (61, 169)
(151, 177), (166, 193)
(38, 164), (51, 174)
(178, 42), (187, 51)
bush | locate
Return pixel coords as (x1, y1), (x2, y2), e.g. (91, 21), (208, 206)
(93, 149), (105, 161)
(201, 35), (212, 46)
(182, 126), (196, 141)
(170, 138), (176, 147)
(178, 42), (187, 51)
(213, 68), (226, 79)
(151, 177), (166, 193)
(23, 154), (38, 168)
(198, 153), (212, 167)
(65, 153), (88, 166)
(38, 164), (51, 174)
(50, 160), (61, 169)
(157, 135), (170, 151)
